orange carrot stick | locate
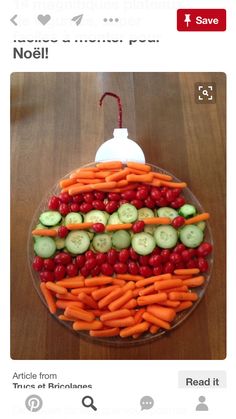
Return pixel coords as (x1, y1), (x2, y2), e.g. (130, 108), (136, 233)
(55, 300), (84, 310)
(56, 292), (81, 301)
(68, 184), (93, 195)
(175, 301), (193, 312)
(185, 213), (210, 225)
(66, 222), (94, 230)
(158, 300), (181, 308)
(100, 309), (131, 322)
(138, 285), (155, 296)
(75, 178), (101, 184)
(89, 328), (120, 337)
(91, 285), (119, 301)
(182, 276), (205, 287)
(126, 173), (153, 183)
(142, 312), (171, 330)
(174, 268), (200, 275)
(126, 162), (151, 172)
(72, 171), (95, 179)
(98, 288), (124, 309)
(120, 321), (149, 338)
(133, 308), (146, 324)
(105, 223), (132, 232)
(122, 298), (137, 309)
(91, 181), (117, 190)
(94, 171), (114, 179)
(65, 307), (95, 322)
(59, 178), (77, 189)
(108, 290), (133, 312)
(168, 292), (198, 301)
(150, 325), (160, 334)
(154, 279), (183, 291)
(56, 277), (84, 288)
(71, 287), (98, 295)
(147, 304), (176, 322)
(116, 180), (129, 187)
(160, 181), (187, 188)
(96, 161), (123, 170)
(103, 316), (135, 328)
(165, 285), (188, 293)
(58, 314), (77, 322)
(40, 283), (56, 314)
(46, 281), (67, 295)
(105, 168), (130, 182)
(137, 293), (167, 306)
(116, 274), (144, 281)
(136, 273), (172, 288)
(112, 278), (126, 286)
(122, 281), (136, 292)
(32, 229), (57, 237)
(152, 172), (173, 181)
(143, 217), (171, 225)
(78, 292), (98, 309)
(84, 276), (114, 287)
(73, 320), (103, 331)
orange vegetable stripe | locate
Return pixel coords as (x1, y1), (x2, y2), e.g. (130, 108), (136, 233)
(70, 171), (94, 179)
(32, 229), (57, 237)
(65, 307), (95, 322)
(75, 178), (101, 184)
(152, 172), (173, 181)
(174, 268), (200, 275)
(96, 161), (123, 170)
(168, 292), (198, 301)
(84, 276), (114, 287)
(142, 312), (171, 330)
(112, 278), (126, 286)
(105, 168), (130, 182)
(78, 292), (98, 309)
(40, 283), (56, 314)
(126, 173), (153, 183)
(185, 213), (210, 225)
(100, 309), (131, 322)
(71, 287), (98, 295)
(68, 184), (93, 195)
(98, 288), (124, 309)
(55, 300), (84, 310)
(175, 301), (193, 312)
(91, 285), (120, 301)
(116, 179), (129, 187)
(146, 305), (176, 322)
(145, 179), (161, 187)
(45, 282), (67, 295)
(73, 320), (103, 331)
(122, 298), (137, 309)
(120, 321), (149, 338)
(55, 293), (79, 301)
(95, 171), (113, 178)
(89, 328), (120, 337)
(154, 279), (183, 291)
(105, 223), (132, 231)
(108, 290), (133, 312)
(116, 274), (144, 281)
(143, 217), (171, 225)
(159, 181), (187, 188)
(91, 181), (117, 190)
(137, 292), (168, 306)
(103, 316), (135, 328)
(135, 273), (172, 288)
(150, 325), (160, 334)
(126, 162), (151, 172)
(59, 178), (78, 188)
(182, 276), (205, 287)
(58, 314), (78, 322)
(66, 222), (94, 230)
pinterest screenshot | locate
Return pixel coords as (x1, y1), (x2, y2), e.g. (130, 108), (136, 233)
(2, 0), (235, 417)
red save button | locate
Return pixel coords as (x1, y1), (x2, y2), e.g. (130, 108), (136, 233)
(177, 9), (226, 31)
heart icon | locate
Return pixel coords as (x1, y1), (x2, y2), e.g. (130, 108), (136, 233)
(37, 14), (51, 25)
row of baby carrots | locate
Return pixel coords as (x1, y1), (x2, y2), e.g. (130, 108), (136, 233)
(59, 161), (187, 195)
(40, 268), (205, 339)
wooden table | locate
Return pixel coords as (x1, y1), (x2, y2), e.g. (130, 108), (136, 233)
(11, 73), (226, 360)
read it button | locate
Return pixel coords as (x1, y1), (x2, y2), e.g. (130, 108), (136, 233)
(177, 9), (226, 31)
(178, 371), (227, 388)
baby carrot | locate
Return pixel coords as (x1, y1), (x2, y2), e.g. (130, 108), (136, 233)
(138, 285), (155, 296)
(137, 293), (167, 306)
(71, 171), (94, 179)
(105, 168), (130, 182)
(147, 304), (176, 322)
(65, 307), (95, 322)
(84, 276), (113, 287)
(174, 268), (200, 275)
(133, 308), (146, 324)
(159, 181), (187, 188)
(158, 300), (181, 308)
(40, 283), (56, 314)
(122, 281), (136, 292)
(182, 276), (205, 287)
(58, 314), (77, 322)
(136, 273), (172, 288)
(45, 282), (67, 295)
(56, 277), (84, 288)
(126, 162), (151, 172)
(96, 161), (123, 170)
(142, 312), (171, 330)
(168, 292), (198, 301)
(98, 288), (124, 309)
(112, 278), (126, 286)
(152, 172), (173, 181)
(59, 178), (77, 189)
(68, 184), (94, 195)
(116, 274), (144, 281)
(100, 309), (131, 322)
(91, 285), (119, 301)
(32, 229), (57, 237)
(73, 320), (103, 331)
(108, 290), (133, 312)
(95, 171), (114, 179)
(120, 321), (149, 338)
(66, 222), (94, 230)
(165, 285), (188, 293)
(126, 173), (153, 183)
(71, 287), (98, 295)
(103, 316), (135, 328)
(78, 292), (98, 309)
(56, 292), (81, 301)
(154, 279), (183, 291)
(133, 288), (145, 297)
(91, 181), (117, 190)
(185, 213), (210, 225)
(105, 223), (132, 232)
(89, 328), (120, 337)
(150, 325), (160, 334)
(122, 298), (137, 309)
(75, 178), (101, 184)
(55, 300), (84, 310)
(143, 217), (171, 225)
(175, 301), (193, 312)
(116, 179), (129, 187)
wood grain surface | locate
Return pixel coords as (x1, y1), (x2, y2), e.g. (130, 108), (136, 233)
(11, 72), (226, 360)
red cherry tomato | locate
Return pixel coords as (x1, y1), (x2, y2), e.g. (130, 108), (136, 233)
(80, 202), (93, 213)
(75, 254), (86, 268)
(59, 203), (70, 216)
(32, 256), (44, 272)
(171, 216), (185, 229)
(149, 254), (162, 267)
(132, 220), (145, 233)
(48, 196), (60, 210)
(101, 263), (114, 276)
(128, 261), (140, 275)
(59, 192), (72, 203)
(54, 264), (66, 281)
(105, 201), (119, 214)
(197, 242), (213, 257)
(121, 190), (136, 201)
(54, 252), (72, 265)
(40, 271), (55, 282)
(43, 258), (55, 271)
(66, 263), (78, 277)
(70, 203), (80, 212)
(119, 249), (130, 263)
(139, 266), (153, 277)
(92, 200), (106, 211)
(58, 226), (69, 238)
(108, 193), (121, 201)
(92, 223), (105, 233)
(114, 262), (127, 274)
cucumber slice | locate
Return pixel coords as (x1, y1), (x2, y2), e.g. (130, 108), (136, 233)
(157, 207), (178, 220)
(33, 223), (46, 241)
(87, 231), (95, 240)
(154, 226), (178, 249)
(34, 237), (56, 258)
(108, 212), (122, 225)
(197, 221), (206, 231)
(84, 210), (108, 225)
(132, 232), (156, 255)
(178, 204), (196, 219)
(112, 230), (131, 249)
(179, 225), (203, 248)
(39, 211), (62, 227)
(144, 225), (155, 235)
(118, 203), (138, 223)
(92, 234), (112, 253)
(55, 237), (65, 250)
(65, 212), (83, 226)
(138, 207), (154, 220)
(65, 231), (90, 254)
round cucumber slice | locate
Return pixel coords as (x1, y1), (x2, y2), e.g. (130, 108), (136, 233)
(132, 232), (156, 255)
(157, 207), (178, 220)
(65, 231), (90, 254)
(92, 234), (112, 253)
(154, 225), (178, 249)
(118, 203), (138, 223)
(84, 210), (108, 225)
(112, 230), (131, 249)
(39, 211), (62, 226)
(179, 225), (203, 248)
(65, 212), (83, 226)
(144, 225), (155, 235)
(196, 221), (206, 231)
(34, 237), (56, 258)
(55, 237), (65, 250)
(178, 204), (196, 219)
(108, 212), (122, 225)
(138, 207), (154, 220)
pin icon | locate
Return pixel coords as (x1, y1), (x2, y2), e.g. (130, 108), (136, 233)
(25, 395), (43, 412)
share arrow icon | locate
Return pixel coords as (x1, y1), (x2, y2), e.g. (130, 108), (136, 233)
(71, 14), (83, 26)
